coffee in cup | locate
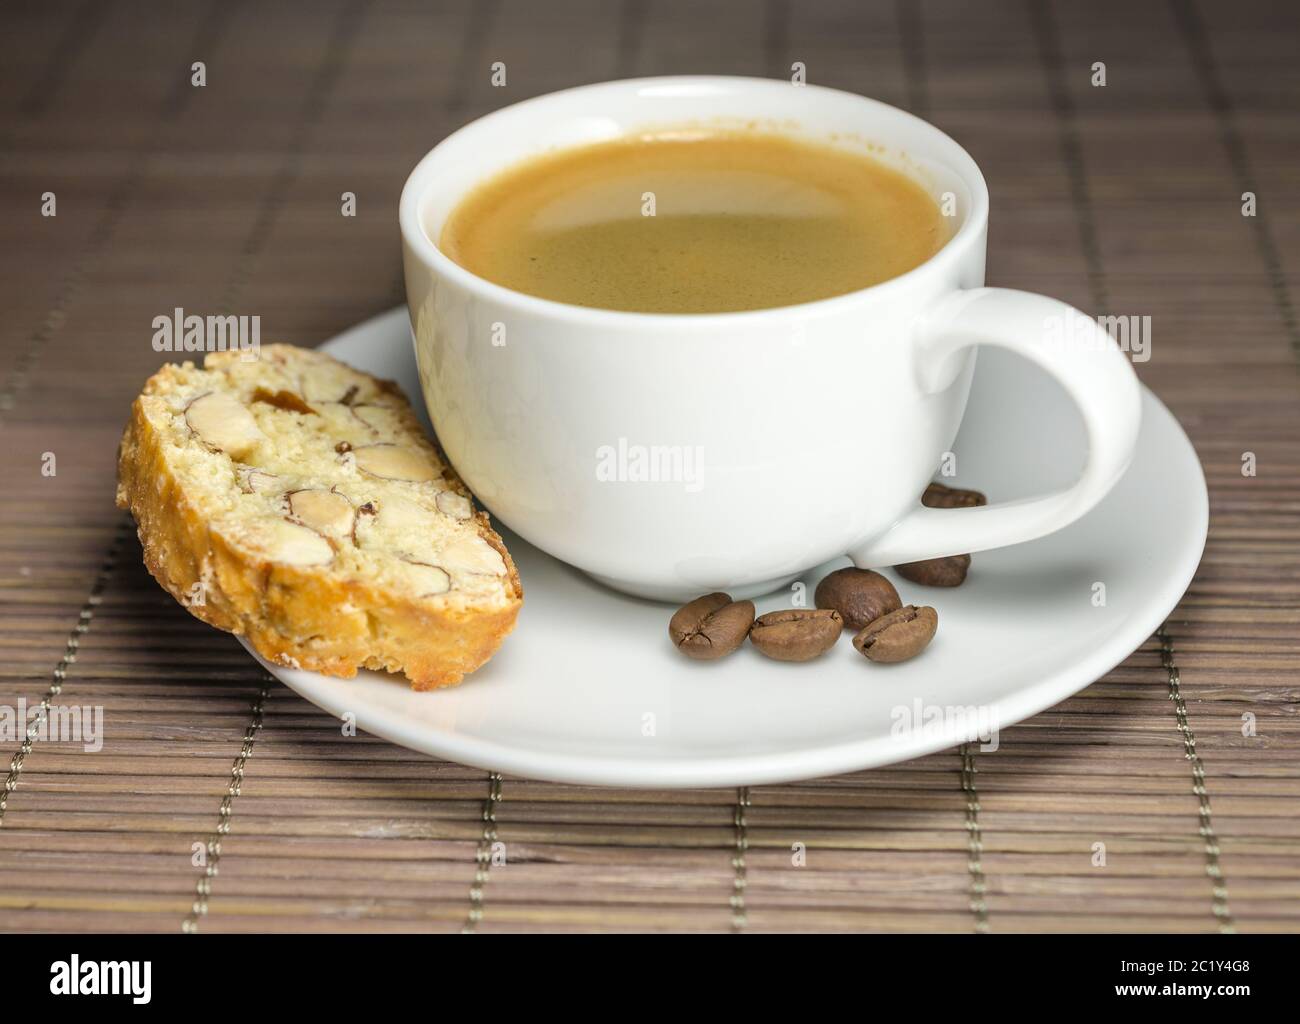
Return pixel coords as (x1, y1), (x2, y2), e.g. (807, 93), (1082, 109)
(438, 131), (948, 314)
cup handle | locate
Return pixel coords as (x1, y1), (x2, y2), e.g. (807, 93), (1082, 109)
(848, 287), (1142, 568)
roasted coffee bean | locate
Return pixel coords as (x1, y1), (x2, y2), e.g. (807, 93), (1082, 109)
(750, 608), (843, 662)
(669, 592), (755, 660)
(921, 482), (987, 509)
(895, 553), (971, 587)
(815, 567), (902, 630)
(852, 605), (938, 663)
(906, 483), (985, 585)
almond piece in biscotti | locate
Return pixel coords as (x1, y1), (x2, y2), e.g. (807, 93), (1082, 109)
(435, 490), (473, 520)
(287, 489), (355, 536)
(349, 405), (401, 436)
(400, 559), (452, 597)
(247, 518), (335, 566)
(441, 534), (508, 577)
(300, 366), (367, 405)
(185, 391), (264, 458)
(237, 467), (280, 494)
(354, 443), (440, 483)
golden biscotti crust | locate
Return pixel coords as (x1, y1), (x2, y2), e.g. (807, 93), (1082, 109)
(115, 346), (522, 689)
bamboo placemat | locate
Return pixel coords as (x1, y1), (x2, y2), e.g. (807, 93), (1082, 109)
(1, 0), (1296, 933)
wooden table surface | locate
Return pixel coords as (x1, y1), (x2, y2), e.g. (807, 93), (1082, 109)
(1, 0), (1297, 933)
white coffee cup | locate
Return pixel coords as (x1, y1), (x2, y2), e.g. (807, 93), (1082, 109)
(400, 76), (1141, 602)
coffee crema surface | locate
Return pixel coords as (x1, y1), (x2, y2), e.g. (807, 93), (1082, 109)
(437, 131), (948, 314)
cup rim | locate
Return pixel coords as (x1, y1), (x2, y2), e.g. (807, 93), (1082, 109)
(398, 75), (990, 326)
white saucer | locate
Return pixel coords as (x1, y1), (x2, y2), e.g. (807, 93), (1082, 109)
(244, 309), (1207, 788)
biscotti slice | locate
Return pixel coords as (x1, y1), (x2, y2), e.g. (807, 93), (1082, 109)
(116, 344), (522, 690)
